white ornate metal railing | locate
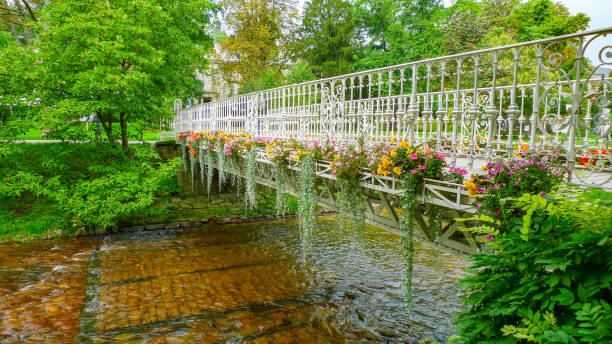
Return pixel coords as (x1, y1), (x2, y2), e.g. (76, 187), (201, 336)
(173, 28), (612, 188)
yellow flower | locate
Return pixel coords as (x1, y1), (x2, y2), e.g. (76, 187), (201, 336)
(334, 154), (340, 161)
(293, 155), (299, 161)
(463, 180), (479, 197)
(390, 150), (397, 158)
(390, 138), (397, 144)
(393, 166), (402, 175)
(482, 165), (489, 171)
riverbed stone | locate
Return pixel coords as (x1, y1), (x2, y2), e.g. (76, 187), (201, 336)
(165, 223), (181, 230)
(144, 223), (164, 231)
(121, 225), (144, 232)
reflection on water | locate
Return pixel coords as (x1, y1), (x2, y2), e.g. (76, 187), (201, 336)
(0, 215), (466, 343)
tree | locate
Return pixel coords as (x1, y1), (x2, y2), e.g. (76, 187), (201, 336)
(293, 0), (358, 77)
(507, 0), (589, 42)
(215, 0), (298, 91)
(399, 0), (445, 61)
(0, 0), (44, 45)
(480, 0), (520, 30)
(441, 0), (487, 55)
(24, 0), (215, 152)
(353, 0), (409, 70)
(286, 60), (316, 85)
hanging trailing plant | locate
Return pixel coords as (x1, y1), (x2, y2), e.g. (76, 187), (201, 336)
(274, 163), (288, 216)
(216, 142), (226, 192)
(337, 178), (366, 233)
(399, 177), (418, 307)
(377, 143), (445, 306)
(206, 149), (214, 198)
(245, 148), (257, 208)
(189, 148), (197, 191)
(179, 133), (187, 167)
(327, 145), (367, 232)
(198, 140), (207, 186)
(297, 154), (317, 253)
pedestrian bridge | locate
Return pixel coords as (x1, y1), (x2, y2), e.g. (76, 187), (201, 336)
(170, 28), (612, 255)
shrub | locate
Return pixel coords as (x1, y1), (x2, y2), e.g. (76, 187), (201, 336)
(455, 188), (612, 343)
(0, 143), (181, 239)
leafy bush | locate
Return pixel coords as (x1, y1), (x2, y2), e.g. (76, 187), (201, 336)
(0, 143), (181, 239)
(455, 188), (612, 343)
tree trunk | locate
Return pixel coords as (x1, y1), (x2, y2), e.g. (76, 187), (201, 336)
(119, 112), (130, 155)
(2, 0), (20, 45)
(13, 0), (30, 45)
(99, 112), (114, 142)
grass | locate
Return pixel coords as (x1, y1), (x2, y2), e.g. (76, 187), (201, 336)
(16, 123), (168, 141)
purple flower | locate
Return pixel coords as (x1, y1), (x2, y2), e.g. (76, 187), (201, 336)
(487, 234), (493, 241)
(540, 193), (546, 198)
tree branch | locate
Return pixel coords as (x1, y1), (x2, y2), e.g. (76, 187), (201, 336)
(20, 0), (35, 21)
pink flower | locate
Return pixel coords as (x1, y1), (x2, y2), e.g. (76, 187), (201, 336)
(487, 234), (493, 241)
(436, 152), (445, 159)
(418, 165), (426, 169)
(410, 169), (419, 173)
(459, 169), (467, 176)
(410, 153), (418, 160)
(495, 209), (501, 216)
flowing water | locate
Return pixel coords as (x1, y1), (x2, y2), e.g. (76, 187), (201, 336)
(0, 216), (466, 343)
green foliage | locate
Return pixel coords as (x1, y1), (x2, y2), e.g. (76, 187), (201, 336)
(241, 67), (285, 94)
(286, 60), (316, 85)
(441, 0), (487, 54)
(455, 189), (612, 343)
(216, 0), (298, 89)
(507, 0), (589, 42)
(294, 0), (357, 77)
(1, 0), (215, 148)
(0, 143), (181, 240)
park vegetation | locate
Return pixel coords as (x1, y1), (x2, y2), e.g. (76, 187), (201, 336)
(209, 0), (590, 93)
(1, 1), (610, 343)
